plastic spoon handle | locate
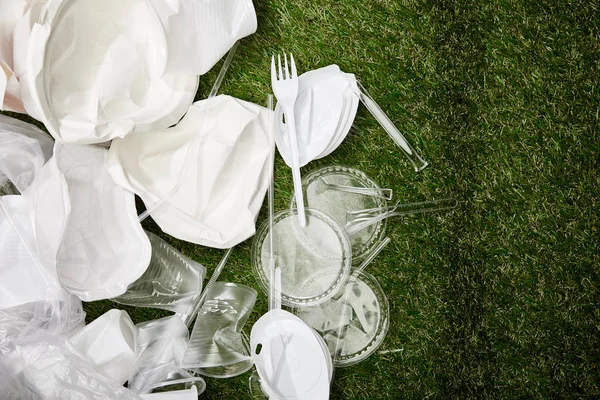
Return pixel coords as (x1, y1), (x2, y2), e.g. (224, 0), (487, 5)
(209, 41), (239, 98)
(283, 108), (306, 227)
(346, 198), (458, 236)
(332, 237), (391, 361)
(318, 177), (393, 200)
(355, 81), (429, 172)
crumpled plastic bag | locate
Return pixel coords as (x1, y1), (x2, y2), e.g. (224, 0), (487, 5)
(55, 143), (151, 301)
(148, 0), (257, 75)
(0, 295), (141, 400)
(0, 155), (70, 310)
(108, 95), (271, 249)
(0, 331), (142, 400)
(0, 114), (54, 193)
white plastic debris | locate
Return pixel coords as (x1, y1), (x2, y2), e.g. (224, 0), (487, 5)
(148, 0), (257, 75)
(54, 143), (151, 301)
(0, 156), (70, 310)
(27, 0), (198, 144)
(274, 65), (359, 167)
(0, 0), (31, 113)
(0, 114), (53, 192)
(108, 95), (271, 248)
(69, 309), (138, 386)
(250, 309), (331, 400)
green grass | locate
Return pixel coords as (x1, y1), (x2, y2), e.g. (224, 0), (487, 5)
(4, 0), (600, 398)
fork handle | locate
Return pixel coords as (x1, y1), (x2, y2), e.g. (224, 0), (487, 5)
(283, 108), (306, 227)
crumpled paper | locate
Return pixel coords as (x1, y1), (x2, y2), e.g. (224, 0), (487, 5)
(108, 95), (271, 249)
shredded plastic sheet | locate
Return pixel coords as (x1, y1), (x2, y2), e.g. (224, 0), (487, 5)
(108, 95), (271, 248)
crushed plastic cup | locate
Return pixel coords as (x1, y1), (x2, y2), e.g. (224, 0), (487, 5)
(112, 231), (206, 314)
(181, 282), (256, 378)
(128, 316), (206, 395)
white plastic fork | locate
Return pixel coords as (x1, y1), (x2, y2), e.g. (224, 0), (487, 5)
(271, 53), (306, 227)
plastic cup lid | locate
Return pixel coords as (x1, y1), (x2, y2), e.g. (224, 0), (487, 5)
(252, 208), (352, 307)
(295, 270), (389, 367)
(291, 165), (388, 262)
(250, 310), (330, 400)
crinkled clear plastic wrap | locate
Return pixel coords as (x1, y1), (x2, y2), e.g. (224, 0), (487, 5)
(0, 296), (142, 399)
(0, 331), (142, 400)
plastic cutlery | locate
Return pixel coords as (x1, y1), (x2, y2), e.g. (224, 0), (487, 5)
(271, 53), (306, 226)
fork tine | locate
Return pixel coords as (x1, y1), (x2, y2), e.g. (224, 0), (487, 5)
(290, 54), (297, 79)
(278, 54), (283, 81)
(284, 53), (290, 79)
(270, 55), (277, 83)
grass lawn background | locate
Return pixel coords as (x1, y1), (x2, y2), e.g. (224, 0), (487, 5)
(4, 0), (599, 398)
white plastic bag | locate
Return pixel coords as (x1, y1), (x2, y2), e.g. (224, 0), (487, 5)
(0, 156), (70, 310)
(0, 114), (54, 192)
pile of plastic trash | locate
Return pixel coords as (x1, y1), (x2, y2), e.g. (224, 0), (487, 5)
(1, 1), (456, 399)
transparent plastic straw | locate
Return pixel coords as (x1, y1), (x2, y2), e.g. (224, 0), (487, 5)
(267, 94), (278, 312)
(353, 81), (428, 172)
(137, 184), (181, 223)
(181, 247), (234, 328)
(332, 237), (391, 362)
(209, 41), (239, 98)
(317, 176), (393, 200)
(345, 198), (458, 236)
